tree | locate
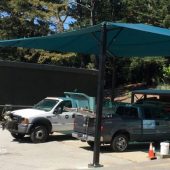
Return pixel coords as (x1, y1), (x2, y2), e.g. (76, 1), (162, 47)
(122, 0), (170, 27)
(0, 0), (170, 90)
(0, 0), (77, 64)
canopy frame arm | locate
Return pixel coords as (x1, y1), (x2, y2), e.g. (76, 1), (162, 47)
(90, 27), (124, 57)
(107, 27), (124, 49)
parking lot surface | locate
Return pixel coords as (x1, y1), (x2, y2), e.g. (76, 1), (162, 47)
(1, 127), (170, 170)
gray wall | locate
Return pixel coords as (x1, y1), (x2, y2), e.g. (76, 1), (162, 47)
(0, 61), (98, 106)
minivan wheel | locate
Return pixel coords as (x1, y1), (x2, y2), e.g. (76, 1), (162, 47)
(30, 126), (48, 143)
(111, 134), (128, 152)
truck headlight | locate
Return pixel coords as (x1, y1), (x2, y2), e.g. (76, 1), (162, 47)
(21, 118), (29, 125)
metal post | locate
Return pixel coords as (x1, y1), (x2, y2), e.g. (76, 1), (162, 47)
(111, 57), (116, 102)
(131, 93), (134, 103)
(89, 22), (107, 168)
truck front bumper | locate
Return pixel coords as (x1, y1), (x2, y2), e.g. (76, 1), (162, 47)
(6, 120), (31, 134)
(72, 132), (95, 141)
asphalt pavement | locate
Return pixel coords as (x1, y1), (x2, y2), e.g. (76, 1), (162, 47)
(1, 126), (170, 170)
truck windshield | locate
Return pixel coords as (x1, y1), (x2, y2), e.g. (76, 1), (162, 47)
(33, 99), (59, 112)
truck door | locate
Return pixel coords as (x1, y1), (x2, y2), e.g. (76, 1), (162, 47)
(141, 106), (170, 141)
(116, 106), (142, 141)
(151, 107), (170, 140)
(51, 100), (74, 133)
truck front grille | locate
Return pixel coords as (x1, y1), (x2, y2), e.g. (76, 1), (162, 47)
(11, 115), (22, 123)
(6, 121), (18, 130)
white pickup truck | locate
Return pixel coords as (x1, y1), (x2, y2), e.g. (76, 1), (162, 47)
(2, 92), (95, 143)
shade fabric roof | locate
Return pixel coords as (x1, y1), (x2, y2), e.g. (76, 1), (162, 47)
(1, 21), (170, 57)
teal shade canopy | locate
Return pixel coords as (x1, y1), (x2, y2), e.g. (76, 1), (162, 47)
(0, 22), (170, 57)
(132, 89), (170, 95)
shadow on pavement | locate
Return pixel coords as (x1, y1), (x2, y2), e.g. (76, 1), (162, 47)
(11, 134), (77, 144)
(47, 134), (77, 142)
(81, 142), (161, 153)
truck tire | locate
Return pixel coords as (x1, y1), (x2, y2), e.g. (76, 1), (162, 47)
(30, 126), (49, 143)
(11, 133), (25, 140)
(111, 134), (128, 152)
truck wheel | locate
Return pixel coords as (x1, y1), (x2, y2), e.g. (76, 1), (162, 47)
(87, 141), (94, 148)
(111, 134), (128, 152)
(30, 126), (49, 143)
(11, 133), (25, 140)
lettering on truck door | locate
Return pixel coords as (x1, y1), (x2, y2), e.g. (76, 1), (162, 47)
(142, 106), (156, 141)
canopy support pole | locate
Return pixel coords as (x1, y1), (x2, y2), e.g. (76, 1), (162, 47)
(89, 22), (107, 168)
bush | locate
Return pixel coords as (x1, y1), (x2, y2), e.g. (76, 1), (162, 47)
(163, 65), (170, 82)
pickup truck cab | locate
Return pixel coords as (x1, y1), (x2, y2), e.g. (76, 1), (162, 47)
(72, 103), (170, 152)
(3, 92), (95, 143)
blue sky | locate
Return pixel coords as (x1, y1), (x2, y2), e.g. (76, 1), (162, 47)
(49, 16), (76, 31)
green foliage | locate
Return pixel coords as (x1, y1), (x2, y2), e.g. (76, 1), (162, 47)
(95, 0), (125, 22)
(156, 84), (170, 90)
(0, 0), (170, 87)
(122, 0), (170, 27)
(164, 15), (170, 28)
(86, 62), (96, 69)
(128, 57), (166, 85)
(38, 52), (81, 67)
(163, 65), (170, 82)
(105, 57), (168, 88)
(0, 0), (78, 65)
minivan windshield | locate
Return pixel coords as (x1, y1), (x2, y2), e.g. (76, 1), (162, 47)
(33, 99), (59, 112)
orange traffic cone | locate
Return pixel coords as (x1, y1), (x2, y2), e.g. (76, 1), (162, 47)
(148, 143), (157, 160)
